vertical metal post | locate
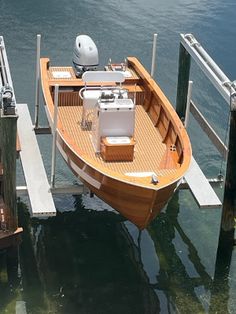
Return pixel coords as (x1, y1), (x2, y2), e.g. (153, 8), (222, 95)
(217, 91), (236, 245)
(50, 84), (59, 188)
(176, 43), (191, 120)
(34, 34), (41, 129)
(151, 33), (158, 78)
(0, 111), (18, 231)
(184, 81), (193, 128)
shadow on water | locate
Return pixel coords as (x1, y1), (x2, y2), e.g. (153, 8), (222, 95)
(0, 193), (233, 313)
(0, 248), (21, 313)
(16, 197), (160, 314)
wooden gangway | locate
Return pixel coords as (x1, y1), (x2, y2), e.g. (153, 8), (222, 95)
(17, 103), (56, 217)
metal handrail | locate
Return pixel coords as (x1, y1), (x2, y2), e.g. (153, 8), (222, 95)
(181, 33), (236, 105)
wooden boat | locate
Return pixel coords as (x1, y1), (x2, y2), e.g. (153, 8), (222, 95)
(40, 36), (191, 229)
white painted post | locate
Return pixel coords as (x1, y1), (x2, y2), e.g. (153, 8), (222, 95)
(50, 84), (59, 188)
(185, 81), (193, 128)
(34, 34), (41, 129)
(151, 33), (158, 77)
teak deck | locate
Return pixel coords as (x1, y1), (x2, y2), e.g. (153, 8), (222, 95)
(58, 105), (177, 179)
(40, 57), (192, 229)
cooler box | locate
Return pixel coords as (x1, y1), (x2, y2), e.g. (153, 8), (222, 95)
(100, 136), (135, 161)
(92, 98), (135, 152)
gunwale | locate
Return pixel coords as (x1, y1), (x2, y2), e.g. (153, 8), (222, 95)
(40, 57), (192, 191)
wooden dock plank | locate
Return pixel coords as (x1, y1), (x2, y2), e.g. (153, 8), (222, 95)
(16, 103), (56, 217)
(184, 157), (222, 208)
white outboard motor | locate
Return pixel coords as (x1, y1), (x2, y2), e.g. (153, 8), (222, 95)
(72, 35), (99, 77)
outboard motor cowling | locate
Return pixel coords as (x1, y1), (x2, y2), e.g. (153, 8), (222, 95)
(72, 35), (99, 77)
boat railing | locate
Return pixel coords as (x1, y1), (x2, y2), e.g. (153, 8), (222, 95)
(78, 85), (128, 100)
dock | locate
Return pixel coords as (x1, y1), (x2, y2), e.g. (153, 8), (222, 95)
(0, 36), (23, 249)
(17, 103), (56, 217)
(0, 35), (56, 250)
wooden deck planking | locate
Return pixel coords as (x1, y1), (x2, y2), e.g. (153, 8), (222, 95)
(58, 104), (178, 178)
(17, 104), (56, 217)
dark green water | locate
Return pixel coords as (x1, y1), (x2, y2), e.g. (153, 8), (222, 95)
(0, 0), (236, 313)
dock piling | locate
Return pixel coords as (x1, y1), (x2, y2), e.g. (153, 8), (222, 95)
(210, 102), (236, 310)
(0, 36), (23, 250)
(217, 91), (236, 244)
(176, 43), (191, 120)
(0, 110), (18, 231)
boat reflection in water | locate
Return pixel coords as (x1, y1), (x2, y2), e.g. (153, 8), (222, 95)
(0, 192), (232, 313)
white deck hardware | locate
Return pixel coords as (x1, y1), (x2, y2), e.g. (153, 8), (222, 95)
(183, 157), (222, 208)
(17, 103), (56, 217)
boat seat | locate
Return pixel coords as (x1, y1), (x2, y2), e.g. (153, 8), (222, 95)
(82, 71), (125, 84)
(80, 71), (126, 127)
(83, 89), (116, 109)
(81, 89), (117, 127)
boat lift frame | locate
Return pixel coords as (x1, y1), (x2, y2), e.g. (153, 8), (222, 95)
(176, 33), (236, 244)
(1, 33), (235, 232)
